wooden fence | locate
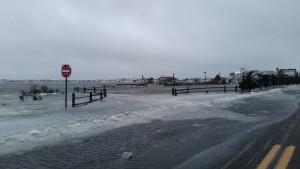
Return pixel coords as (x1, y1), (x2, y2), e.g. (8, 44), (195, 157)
(74, 86), (104, 93)
(72, 88), (107, 107)
(172, 86), (238, 96)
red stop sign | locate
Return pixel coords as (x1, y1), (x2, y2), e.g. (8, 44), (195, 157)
(61, 64), (71, 78)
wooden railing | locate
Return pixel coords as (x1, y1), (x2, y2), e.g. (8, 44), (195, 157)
(74, 86), (104, 93)
(172, 86), (238, 96)
(72, 90), (107, 107)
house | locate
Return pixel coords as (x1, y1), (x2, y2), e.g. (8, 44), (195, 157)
(228, 69), (274, 84)
(261, 71), (276, 75)
(158, 76), (177, 85)
(147, 78), (154, 84)
(276, 68), (297, 77)
(228, 71), (243, 84)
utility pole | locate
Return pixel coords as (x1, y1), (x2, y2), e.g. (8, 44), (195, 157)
(204, 72), (206, 85)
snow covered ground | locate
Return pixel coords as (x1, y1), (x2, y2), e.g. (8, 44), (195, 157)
(0, 83), (299, 156)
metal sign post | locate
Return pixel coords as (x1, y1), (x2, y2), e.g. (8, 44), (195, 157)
(61, 64), (71, 109)
(65, 77), (67, 109)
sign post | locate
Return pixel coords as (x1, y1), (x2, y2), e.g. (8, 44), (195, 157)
(61, 64), (72, 109)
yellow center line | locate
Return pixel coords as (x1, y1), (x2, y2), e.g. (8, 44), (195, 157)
(275, 146), (296, 169)
(257, 144), (281, 169)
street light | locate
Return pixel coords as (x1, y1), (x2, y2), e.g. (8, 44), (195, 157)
(204, 72), (206, 85)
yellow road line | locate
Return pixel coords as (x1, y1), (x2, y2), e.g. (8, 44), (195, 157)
(275, 146), (296, 169)
(257, 144), (281, 169)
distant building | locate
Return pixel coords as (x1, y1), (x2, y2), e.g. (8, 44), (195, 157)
(147, 78), (154, 84)
(229, 69), (276, 84)
(276, 68), (297, 77)
(228, 71), (242, 84)
(261, 71), (276, 75)
(249, 70), (260, 74)
(158, 76), (177, 85)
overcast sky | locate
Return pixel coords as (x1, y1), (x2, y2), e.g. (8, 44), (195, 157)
(1, 0), (300, 80)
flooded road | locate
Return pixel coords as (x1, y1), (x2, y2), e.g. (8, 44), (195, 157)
(0, 84), (299, 168)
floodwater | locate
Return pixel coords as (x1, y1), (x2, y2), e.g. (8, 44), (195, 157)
(0, 82), (299, 168)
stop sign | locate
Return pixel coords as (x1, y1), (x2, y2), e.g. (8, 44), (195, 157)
(61, 64), (71, 78)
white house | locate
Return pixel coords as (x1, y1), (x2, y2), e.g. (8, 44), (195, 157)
(158, 76), (177, 85)
(276, 68), (297, 77)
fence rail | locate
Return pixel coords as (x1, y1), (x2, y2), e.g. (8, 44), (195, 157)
(72, 90), (107, 107)
(74, 86), (106, 93)
(172, 86), (238, 96)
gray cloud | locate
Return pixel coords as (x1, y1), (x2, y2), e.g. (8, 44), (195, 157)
(1, 0), (300, 79)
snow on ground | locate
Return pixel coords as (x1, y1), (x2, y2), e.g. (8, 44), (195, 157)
(0, 85), (298, 155)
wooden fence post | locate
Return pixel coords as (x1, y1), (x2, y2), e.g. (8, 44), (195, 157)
(235, 86), (238, 92)
(104, 89), (107, 97)
(187, 87), (189, 93)
(90, 92), (92, 102)
(100, 91), (103, 100)
(172, 88), (175, 95)
(93, 86), (96, 93)
(72, 93), (75, 107)
(84, 87), (86, 93)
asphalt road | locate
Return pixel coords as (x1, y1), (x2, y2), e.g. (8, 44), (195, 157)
(226, 107), (300, 169)
(1, 114), (297, 169)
